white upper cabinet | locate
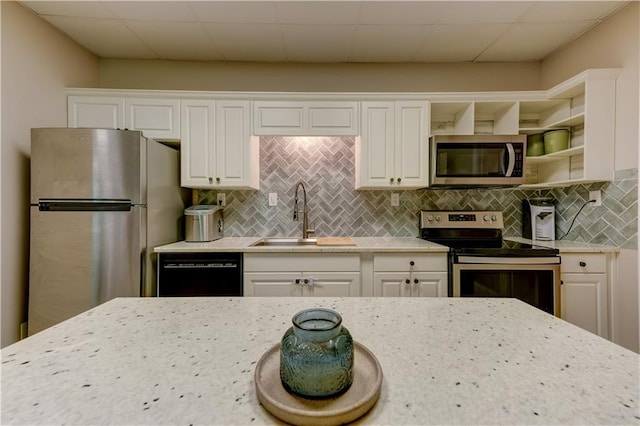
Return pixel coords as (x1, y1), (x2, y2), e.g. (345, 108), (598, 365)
(181, 99), (259, 189)
(68, 96), (125, 130)
(124, 98), (180, 140)
(519, 69), (619, 188)
(356, 100), (430, 189)
(430, 101), (519, 136)
(68, 95), (180, 140)
(253, 101), (359, 136)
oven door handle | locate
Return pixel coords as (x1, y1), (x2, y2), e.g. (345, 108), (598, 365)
(456, 256), (560, 265)
(503, 143), (516, 177)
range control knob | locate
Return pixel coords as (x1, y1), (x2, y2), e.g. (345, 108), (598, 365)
(435, 215), (441, 222)
(483, 215), (490, 222)
(427, 215), (434, 222)
(491, 215), (497, 221)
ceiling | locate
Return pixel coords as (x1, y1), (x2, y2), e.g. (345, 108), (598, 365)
(20, 1), (630, 63)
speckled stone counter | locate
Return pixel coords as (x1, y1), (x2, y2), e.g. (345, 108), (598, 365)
(2, 297), (638, 425)
(155, 237), (449, 253)
(506, 237), (620, 253)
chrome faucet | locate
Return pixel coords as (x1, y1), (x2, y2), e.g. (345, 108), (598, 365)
(293, 180), (314, 239)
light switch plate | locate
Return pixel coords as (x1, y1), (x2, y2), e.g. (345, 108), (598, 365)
(391, 193), (400, 207)
(269, 193), (278, 206)
(217, 193), (226, 207)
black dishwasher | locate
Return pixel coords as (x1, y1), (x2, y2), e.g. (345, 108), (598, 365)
(157, 253), (243, 297)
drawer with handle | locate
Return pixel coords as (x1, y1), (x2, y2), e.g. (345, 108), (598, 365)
(561, 253), (607, 273)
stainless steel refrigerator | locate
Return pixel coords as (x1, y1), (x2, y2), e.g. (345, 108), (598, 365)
(29, 128), (186, 335)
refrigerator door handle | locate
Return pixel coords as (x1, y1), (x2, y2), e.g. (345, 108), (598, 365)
(38, 199), (133, 212)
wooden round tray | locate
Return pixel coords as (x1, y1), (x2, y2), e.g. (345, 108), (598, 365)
(254, 341), (383, 426)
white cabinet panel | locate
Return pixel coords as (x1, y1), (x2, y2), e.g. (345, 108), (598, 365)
(356, 101), (429, 189)
(253, 101), (358, 135)
(244, 253), (361, 297)
(125, 98), (180, 140)
(561, 273), (608, 338)
(181, 99), (258, 189)
(373, 253), (448, 297)
(560, 252), (610, 339)
(68, 96), (124, 129)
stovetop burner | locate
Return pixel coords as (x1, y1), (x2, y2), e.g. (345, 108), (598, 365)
(419, 210), (559, 257)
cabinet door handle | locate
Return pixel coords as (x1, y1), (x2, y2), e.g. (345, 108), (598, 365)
(397, 178), (401, 184)
(208, 177), (213, 184)
(414, 279), (418, 284)
(294, 279), (301, 285)
(216, 177), (221, 184)
(410, 261), (415, 266)
(390, 178), (395, 184)
(579, 261), (587, 267)
(405, 279), (410, 284)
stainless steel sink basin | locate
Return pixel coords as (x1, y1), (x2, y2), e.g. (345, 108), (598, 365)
(251, 238), (317, 246)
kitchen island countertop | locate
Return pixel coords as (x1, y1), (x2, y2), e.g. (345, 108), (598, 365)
(2, 297), (638, 425)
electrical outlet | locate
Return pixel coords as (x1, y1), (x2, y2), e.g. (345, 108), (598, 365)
(589, 190), (602, 206)
(217, 192), (226, 207)
(268, 193), (278, 206)
(391, 193), (400, 207)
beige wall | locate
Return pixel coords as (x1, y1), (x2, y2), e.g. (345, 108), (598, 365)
(1, 1), (99, 347)
(99, 60), (541, 92)
(542, 2), (639, 352)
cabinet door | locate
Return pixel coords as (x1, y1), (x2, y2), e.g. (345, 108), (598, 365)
(410, 272), (447, 297)
(180, 99), (215, 188)
(244, 273), (303, 297)
(356, 102), (394, 189)
(561, 273), (608, 338)
(215, 100), (259, 189)
(307, 102), (359, 135)
(253, 102), (305, 135)
(68, 96), (125, 129)
(125, 98), (180, 140)
(375, 272), (447, 297)
(395, 101), (429, 188)
(306, 272), (360, 297)
(374, 273), (411, 297)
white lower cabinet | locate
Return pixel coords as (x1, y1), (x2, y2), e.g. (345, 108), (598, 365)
(373, 253), (448, 297)
(560, 253), (609, 338)
(243, 253), (361, 297)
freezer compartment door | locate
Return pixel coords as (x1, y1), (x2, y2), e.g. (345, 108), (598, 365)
(28, 206), (143, 335)
(31, 128), (143, 203)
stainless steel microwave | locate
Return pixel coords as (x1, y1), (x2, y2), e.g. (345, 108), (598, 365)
(430, 134), (526, 187)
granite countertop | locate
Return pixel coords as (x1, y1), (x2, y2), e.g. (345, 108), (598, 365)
(154, 237), (450, 253)
(505, 237), (621, 253)
(2, 297), (638, 425)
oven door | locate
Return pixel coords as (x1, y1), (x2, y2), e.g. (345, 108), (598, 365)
(452, 257), (561, 316)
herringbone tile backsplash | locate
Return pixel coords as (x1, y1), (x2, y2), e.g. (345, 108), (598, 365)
(199, 136), (637, 249)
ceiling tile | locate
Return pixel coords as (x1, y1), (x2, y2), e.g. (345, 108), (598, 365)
(438, 1), (536, 24)
(415, 23), (510, 62)
(281, 24), (356, 62)
(477, 21), (596, 62)
(187, 1), (279, 24)
(358, 2), (449, 25)
(126, 21), (224, 61)
(203, 23), (286, 62)
(275, 2), (361, 25)
(351, 24), (432, 62)
(21, 1), (116, 18)
(103, 1), (198, 22)
(41, 16), (158, 59)
(519, 1), (628, 22)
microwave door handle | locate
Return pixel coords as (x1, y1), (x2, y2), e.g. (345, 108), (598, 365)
(504, 143), (515, 177)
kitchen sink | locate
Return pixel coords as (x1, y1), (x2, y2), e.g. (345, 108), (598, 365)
(251, 238), (318, 246)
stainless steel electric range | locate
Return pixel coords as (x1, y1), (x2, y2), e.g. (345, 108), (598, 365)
(419, 210), (561, 316)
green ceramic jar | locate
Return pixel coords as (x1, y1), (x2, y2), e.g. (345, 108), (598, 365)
(280, 308), (354, 398)
(526, 133), (545, 156)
